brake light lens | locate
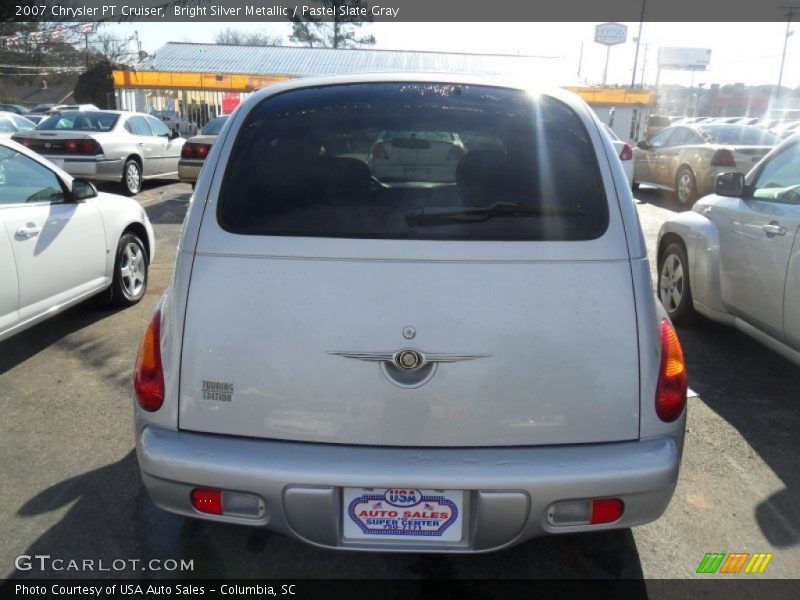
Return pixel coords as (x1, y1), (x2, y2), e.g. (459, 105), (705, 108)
(134, 309), (165, 412)
(710, 149), (736, 167)
(590, 499), (625, 524)
(655, 319), (687, 421)
(182, 142), (211, 159)
(619, 143), (633, 161)
(371, 142), (388, 160)
(191, 489), (223, 515)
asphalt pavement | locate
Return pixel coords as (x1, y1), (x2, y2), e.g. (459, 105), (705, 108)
(1, 182), (798, 581)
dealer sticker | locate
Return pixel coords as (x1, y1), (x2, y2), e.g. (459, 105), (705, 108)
(343, 488), (463, 542)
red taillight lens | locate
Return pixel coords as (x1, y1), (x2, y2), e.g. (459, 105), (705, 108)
(134, 309), (165, 412)
(447, 145), (466, 160)
(191, 489), (223, 515)
(80, 139), (101, 154)
(590, 498), (624, 524)
(64, 139), (79, 152)
(371, 143), (388, 160)
(182, 142), (210, 159)
(710, 149), (736, 167)
(619, 143), (633, 161)
(655, 319), (687, 422)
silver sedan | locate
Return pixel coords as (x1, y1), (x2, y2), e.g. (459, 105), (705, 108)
(11, 110), (185, 195)
(658, 133), (800, 365)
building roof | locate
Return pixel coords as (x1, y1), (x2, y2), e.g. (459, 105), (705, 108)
(139, 42), (565, 81)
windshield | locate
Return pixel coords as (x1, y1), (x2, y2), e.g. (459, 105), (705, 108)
(699, 125), (778, 146)
(37, 112), (119, 132)
(218, 82), (609, 241)
(201, 116), (228, 135)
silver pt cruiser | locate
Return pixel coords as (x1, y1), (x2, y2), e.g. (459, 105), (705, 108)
(134, 73), (688, 553)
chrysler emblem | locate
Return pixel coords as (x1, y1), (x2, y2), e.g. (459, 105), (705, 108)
(396, 349), (422, 370)
(327, 349), (490, 372)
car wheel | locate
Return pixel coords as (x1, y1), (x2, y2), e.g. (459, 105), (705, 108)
(122, 159), (142, 196)
(674, 167), (698, 206)
(658, 243), (695, 324)
(111, 233), (148, 307)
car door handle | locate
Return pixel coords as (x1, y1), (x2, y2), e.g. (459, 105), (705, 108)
(762, 222), (786, 236)
(15, 226), (41, 238)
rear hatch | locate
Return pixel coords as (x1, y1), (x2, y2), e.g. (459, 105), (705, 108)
(178, 82), (641, 447)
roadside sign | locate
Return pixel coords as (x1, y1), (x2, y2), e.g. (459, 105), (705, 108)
(595, 22), (627, 46)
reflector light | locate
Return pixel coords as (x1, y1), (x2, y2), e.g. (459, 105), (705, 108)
(590, 498), (624, 524)
(134, 309), (165, 412)
(548, 500), (591, 525)
(191, 489), (223, 515)
(222, 491), (265, 518)
(655, 319), (688, 422)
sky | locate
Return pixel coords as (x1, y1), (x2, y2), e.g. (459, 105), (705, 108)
(103, 21), (799, 89)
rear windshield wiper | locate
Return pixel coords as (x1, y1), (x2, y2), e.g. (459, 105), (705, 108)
(405, 202), (585, 227)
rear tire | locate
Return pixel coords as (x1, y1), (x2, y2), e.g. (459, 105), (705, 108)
(110, 233), (148, 307)
(121, 159), (142, 196)
(674, 167), (698, 207)
(658, 243), (695, 324)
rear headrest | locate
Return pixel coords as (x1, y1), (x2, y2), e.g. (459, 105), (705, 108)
(456, 150), (509, 204)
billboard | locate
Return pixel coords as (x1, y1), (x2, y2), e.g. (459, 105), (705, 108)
(595, 22), (627, 46)
(658, 47), (712, 70)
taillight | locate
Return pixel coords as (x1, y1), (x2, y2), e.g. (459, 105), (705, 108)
(548, 497), (625, 526)
(62, 139), (101, 154)
(447, 145), (466, 160)
(134, 309), (165, 412)
(191, 489), (223, 515)
(371, 143), (388, 160)
(619, 143), (633, 161)
(182, 142), (210, 159)
(589, 499), (625, 524)
(710, 149), (736, 167)
(655, 319), (687, 421)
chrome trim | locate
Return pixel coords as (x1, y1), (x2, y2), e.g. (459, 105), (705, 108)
(328, 349), (491, 371)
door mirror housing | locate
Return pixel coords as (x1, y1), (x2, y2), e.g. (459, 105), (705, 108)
(636, 140), (651, 150)
(169, 129), (180, 140)
(715, 172), (745, 197)
(71, 179), (98, 202)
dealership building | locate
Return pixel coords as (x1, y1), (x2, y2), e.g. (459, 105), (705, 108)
(112, 42), (654, 139)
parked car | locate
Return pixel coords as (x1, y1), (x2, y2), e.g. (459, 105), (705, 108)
(644, 114), (673, 140)
(0, 137), (154, 342)
(134, 74), (687, 553)
(150, 109), (197, 137)
(0, 103), (30, 115)
(12, 110), (185, 195)
(48, 103), (99, 113)
(657, 133), (800, 365)
(178, 115), (229, 186)
(23, 114), (45, 126)
(27, 103), (55, 114)
(0, 112), (36, 137)
(772, 120), (800, 140)
(602, 124), (634, 186)
(633, 124), (778, 205)
(368, 130), (466, 183)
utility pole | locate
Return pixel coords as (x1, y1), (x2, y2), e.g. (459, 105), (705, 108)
(777, 6), (798, 95)
(630, 0), (647, 87)
(577, 41), (584, 80)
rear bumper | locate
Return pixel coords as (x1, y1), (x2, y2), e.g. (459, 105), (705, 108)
(42, 155), (123, 182)
(178, 159), (203, 183)
(137, 426), (680, 552)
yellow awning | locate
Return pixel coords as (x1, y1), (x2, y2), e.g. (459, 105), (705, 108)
(112, 70), (291, 92)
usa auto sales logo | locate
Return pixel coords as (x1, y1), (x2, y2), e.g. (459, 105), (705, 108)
(347, 489), (458, 536)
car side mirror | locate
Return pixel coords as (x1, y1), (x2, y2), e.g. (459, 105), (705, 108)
(636, 140), (650, 150)
(169, 130), (180, 140)
(71, 179), (98, 202)
(715, 172), (745, 197)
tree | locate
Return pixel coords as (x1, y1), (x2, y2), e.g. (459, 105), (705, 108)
(73, 59), (115, 108)
(215, 28), (282, 46)
(289, 0), (376, 48)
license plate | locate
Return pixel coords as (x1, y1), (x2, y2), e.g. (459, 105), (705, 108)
(343, 488), (463, 541)
(405, 167), (429, 180)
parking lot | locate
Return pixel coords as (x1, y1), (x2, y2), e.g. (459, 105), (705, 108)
(1, 181), (798, 580)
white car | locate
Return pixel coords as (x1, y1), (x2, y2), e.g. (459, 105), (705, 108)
(0, 112), (36, 137)
(368, 130), (466, 183)
(0, 138), (154, 342)
(134, 74), (686, 553)
(602, 124), (634, 187)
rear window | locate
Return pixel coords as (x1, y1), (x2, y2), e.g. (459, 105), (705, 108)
(201, 116), (228, 135)
(218, 83), (609, 241)
(37, 112), (118, 132)
(699, 125), (778, 146)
